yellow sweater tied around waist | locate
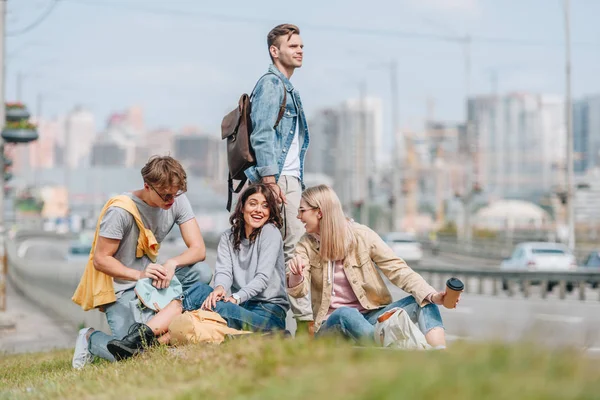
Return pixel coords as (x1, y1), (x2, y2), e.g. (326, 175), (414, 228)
(72, 195), (160, 311)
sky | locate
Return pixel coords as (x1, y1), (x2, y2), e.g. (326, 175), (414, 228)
(6, 0), (600, 152)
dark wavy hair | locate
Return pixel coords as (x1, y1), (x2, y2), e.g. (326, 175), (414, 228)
(229, 183), (283, 251)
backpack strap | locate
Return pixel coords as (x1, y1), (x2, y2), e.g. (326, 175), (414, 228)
(227, 174), (247, 212)
(226, 72), (288, 212)
(251, 72), (288, 129)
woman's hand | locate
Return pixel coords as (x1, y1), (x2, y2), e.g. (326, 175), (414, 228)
(288, 255), (305, 276)
(430, 291), (461, 307)
(223, 296), (239, 304)
(201, 286), (227, 310)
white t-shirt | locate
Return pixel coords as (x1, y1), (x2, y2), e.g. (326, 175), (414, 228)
(281, 120), (301, 178)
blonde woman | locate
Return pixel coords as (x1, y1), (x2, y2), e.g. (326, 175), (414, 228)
(287, 185), (457, 347)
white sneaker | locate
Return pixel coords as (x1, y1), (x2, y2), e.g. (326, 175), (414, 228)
(72, 328), (94, 369)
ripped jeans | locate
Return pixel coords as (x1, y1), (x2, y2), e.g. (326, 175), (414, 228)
(317, 295), (444, 343)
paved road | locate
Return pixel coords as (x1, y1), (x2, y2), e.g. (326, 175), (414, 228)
(0, 279), (74, 354)
(4, 240), (599, 355)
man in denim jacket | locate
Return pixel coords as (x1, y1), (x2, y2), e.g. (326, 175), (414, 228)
(246, 24), (313, 330)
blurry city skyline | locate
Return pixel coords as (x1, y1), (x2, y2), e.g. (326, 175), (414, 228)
(6, 0), (600, 150)
(6, 0), (600, 235)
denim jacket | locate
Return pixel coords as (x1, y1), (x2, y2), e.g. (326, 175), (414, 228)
(246, 64), (310, 186)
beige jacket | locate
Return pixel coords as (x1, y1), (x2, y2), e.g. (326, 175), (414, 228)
(287, 223), (436, 332)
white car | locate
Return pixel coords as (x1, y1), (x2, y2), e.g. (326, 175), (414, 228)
(383, 232), (423, 265)
(500, 242), (577, 271)
(500, 242), (577, 292)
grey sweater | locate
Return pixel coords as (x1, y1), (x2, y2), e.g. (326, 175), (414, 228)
(213, 223), (289, 309)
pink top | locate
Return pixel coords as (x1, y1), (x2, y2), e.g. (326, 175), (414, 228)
(325, 260), (365, 319)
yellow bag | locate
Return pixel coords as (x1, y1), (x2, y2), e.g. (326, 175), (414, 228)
(168, 310), (251, 345)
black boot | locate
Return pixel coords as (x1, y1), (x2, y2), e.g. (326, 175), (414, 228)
(107, 323), (157, 360)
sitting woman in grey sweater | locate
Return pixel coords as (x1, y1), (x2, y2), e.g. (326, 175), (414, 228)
(107, 183), (289, 360)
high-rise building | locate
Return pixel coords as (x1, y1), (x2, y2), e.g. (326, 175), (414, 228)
(416, 121), (467, 213)
(573, 95), (600, 174)
(93, 107), (147, 168)
(126, 105), (145, 135)
(304, 108), (339, 178)
(305, 98), (383, 210)
(469, 93), (565, 200)
(91, 142), (127, 167)
(337, 97), (383, 208)
(134, 128), (174, 167)
(173, 133), (226, 181)
(64, 106), (96, 168)
(12, 117), (62, 174)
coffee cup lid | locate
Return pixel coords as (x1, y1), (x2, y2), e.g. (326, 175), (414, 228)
(446, 277), (464, 291)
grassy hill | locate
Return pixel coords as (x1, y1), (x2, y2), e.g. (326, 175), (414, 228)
(2, 337), (599, 399)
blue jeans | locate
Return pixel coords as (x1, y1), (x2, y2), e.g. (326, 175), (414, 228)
(317, 296), (444, 343)
(89, 262), (213, 362)
(181, 282), (287, 332)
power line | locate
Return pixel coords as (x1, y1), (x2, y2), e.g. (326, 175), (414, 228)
(64, 0), (599, 48)
(7, 0), (60, 37)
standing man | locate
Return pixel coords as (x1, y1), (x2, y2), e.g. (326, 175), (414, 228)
(245, 24), (313, 332)
(71, 156), (213, 368)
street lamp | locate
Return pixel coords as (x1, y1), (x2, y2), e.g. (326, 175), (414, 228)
(563, 0), (575, 250)
(455, 182), (482, 242)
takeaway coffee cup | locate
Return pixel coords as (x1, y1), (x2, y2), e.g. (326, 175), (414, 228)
(443, 277), (464, 309)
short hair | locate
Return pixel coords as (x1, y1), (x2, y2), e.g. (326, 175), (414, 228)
(267, 23), (300, 61)
(141, 155), (187, 192)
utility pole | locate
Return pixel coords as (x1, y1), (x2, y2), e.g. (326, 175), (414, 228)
(359, 79), (369, 226)
(0, 0), (7, 312)
(16, 72), (22, 102)
(564, 0), (575, 250)
(462, 34), (474, 243)
(390, 59), (402, 232)
(33, 92), (44, 187)
(65, 111), (71, 206)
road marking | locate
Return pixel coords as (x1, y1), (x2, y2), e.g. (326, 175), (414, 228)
(534, 314), (583, 324)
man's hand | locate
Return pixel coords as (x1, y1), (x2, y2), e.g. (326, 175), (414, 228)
(139, 263), (167, 283)
(223, 296), (239, 304)
(154, 260), (177, 289)
(262, 176), (287, 204)
(201, 286), (227, 310)
(288, 255), (305, 276)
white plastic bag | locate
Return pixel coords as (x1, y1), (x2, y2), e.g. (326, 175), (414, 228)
(374, 307), (431, 350)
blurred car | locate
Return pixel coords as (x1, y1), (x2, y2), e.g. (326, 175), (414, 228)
(383, 232), (423, 265)
(69, 230), (94, 256)
(580, 251), (600, 288)
(500, 242), (577, 292)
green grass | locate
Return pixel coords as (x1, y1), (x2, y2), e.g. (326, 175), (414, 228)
(1, 337), (599, 400)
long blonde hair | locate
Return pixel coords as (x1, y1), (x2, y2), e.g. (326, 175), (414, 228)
(301, 185), (353, 261)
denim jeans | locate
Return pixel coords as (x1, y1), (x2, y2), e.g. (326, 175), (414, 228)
(181, 282), (287, 332)
(88, 262), (212, 361)
(317, 296), (444, 343)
